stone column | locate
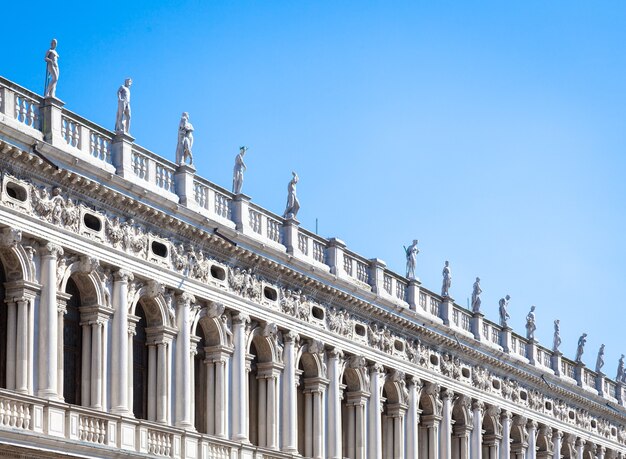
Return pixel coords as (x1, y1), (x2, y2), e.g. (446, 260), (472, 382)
(355, 395), (367, 459)
(597, 446), (606, 459)
(175, 293), (194, 428)
(156, 341), (168, 423)
(91, 321), (104, 409)
(6, 300), (16, 390)
(214, 354), (229, 438)
(110, 270), (132, 415)
(441, 389), (454, 459)
(500, 411), (512, 459)
(471, 401), (484, 459)
(147, 344), (157, 421)
(422, 415), (441, 459)
(368, 364), (384, 459)
(81, 322), (91, 406)
(38, 243), (63, 400)
(575, 439), (585, 459)
(454, 425), (473, 459)
(406, 377), (423, 459)
(231, 313), (250, 442)
(552, 431), (562, 459)
(527, 420), (538, 459)
(56, 298), (67, 399)
(15, 299), (29, 393)
(281, 331), (298, 452)
(312, 384), (326, 459)
(327, 349), (343, 459)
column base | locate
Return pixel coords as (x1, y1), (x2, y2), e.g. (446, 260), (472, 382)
(110, 406), (131, 416)
(37, 389), (59, 400)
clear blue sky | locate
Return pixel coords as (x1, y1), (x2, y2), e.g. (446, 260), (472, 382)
(4, 1), (626, 376)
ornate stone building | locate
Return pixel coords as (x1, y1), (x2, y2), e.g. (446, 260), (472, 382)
(0, 73), (624, 459)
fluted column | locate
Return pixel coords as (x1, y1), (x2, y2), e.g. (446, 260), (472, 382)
(281, 331), (299, 453)
(111, 270), (133, 414)
(406, 377), (423, 458)
(441, 389), (454, 459)
(175, 293), (195, 428)
(38, 243), (63, 400)
(471, 401), (484, 459)
(368, 364), (384, 459)
(231, 312), (250, 442)
(327, 349), (343, 459)
(500, 411), (512, 459)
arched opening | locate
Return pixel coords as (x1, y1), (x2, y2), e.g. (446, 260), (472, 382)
(451, 395), (472, 459)
(561, 434), (577, 459)
(0, 260), (6, 388)
(381, 377), (406, 459)
(132, 304), (148, 420)
(418, 384), (441, 459)
(341, 363), (368, 459)
(297, 348), (326, 458)
(482, 406), (502, 459)
(536, 425), (552, 459)
(193, 326), (206, 432)
(510, 415), (528, 459)
(63, 278), (82, 405)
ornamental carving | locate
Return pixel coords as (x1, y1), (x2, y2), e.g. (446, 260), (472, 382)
(33, 186), (80, 232)
(228, 267), (262, 302)
(327, 307), (352, 337)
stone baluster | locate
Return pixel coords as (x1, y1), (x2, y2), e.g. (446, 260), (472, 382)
(281, 331), (299, 453)
(406, 377), (423, 459)
(110, 270), (132, 415)
(38, 243), (63, 400)
(231, 312), (250, 442)
(471, 401), (485, 459)
(175, 293), (194, 428)
(327, 349), (343, 459)
(368, 364), (384, 459)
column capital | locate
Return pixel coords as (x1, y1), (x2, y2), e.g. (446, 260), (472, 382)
(472, 399), (485, 413)
(283, 330), (300, 343)
(368, 362), (385, 375)
(500, 409), (513, 422)
(0, 227), (22, 247)
(41, 242), (63, 258)
(442, 388), (455, 401)
(114, 269), (134, 282)
(78, 255), (100, 274)
(327, 347), (343, 359)
(176, 291), (196, 308)
(232, 311), (250, 325)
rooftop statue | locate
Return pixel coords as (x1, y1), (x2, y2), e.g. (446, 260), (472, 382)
(441, 261), (451, 297)
(553, 319), (562, 352)
(115, 78), (132, 134)
(232, 146), (248, 194)
(44, 39), (59, 98)
(617, 355), (625, 383)
(471, 277), (482, 313)
(283, 171), (300, 219)
(404, 240), (419, 280)
(596, 344), (605, 374)
(175, 112), (194, 166)
(498, 295), (511, 328)
(575, 333), (587, 364)
(526, 305), (536, 340)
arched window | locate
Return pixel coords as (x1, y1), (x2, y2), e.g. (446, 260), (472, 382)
(133, 304), (148, 419)
(0, 261), (6, 388)
(63, 278), (82, 405)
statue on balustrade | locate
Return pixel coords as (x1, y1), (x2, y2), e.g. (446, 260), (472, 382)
(499, 294), (511, 328)
(232, 146), (248, 194)
(471, 277), (482, 313)
(617, 355), (625, 383)
(575, 333), (587, 363)
(283, 171), (300, 219)
(526, 305), (536, 340)
(404, 239), (419, 280)
(175, 112), (194, 166)
(115, 78), (133, 134)
(553, 319), (562, 352)
(441, 260), (452, 297)
(44, 38), (59, 98)
(595, 344), (605, 374)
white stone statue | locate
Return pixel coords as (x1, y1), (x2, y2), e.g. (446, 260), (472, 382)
(283, 171), (300, 219)
(232, 146), (248, 194)
(553, 319), (561, 352)
(175, 112), (194, 166)
(617, 355), (625, 382)
(441, 261), (452, 297)
(596, 344), (605, 374)
(526, 305), (536, 340)
(498, 295), (511, 328)
(115, 78), (132, 134)
(575, 333), (587, 363)
(404, 240), (419, 280)
(471, 277), (482, 313)
(44, 39), (59, 98)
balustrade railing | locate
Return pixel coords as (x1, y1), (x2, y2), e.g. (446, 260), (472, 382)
(214, 191), (230, 219)
(132, 150), (149, 180)
(90, 130), (112, 163)
(79, 414), (107, 444)
(61, 116), (81, 148)
(14, 93), (40, 129)
(155, 163), (175, 192)
(194, 181), (210, 209)
(0, 397), (31, 430)
(148, 429), (173, 457)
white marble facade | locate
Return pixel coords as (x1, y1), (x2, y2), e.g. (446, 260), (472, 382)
(0, 74), (624, 459)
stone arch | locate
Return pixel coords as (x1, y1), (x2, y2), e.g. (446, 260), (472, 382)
(129, 289), (169, 328)
(59, 258), (106, 307)
(296, 340), (325, 379)
(482, 405), (503, 459)
(536, 425), (553, 458)
(247, 324), (282, 364)
(451, 395), (473, 459)
(0, 231), (35, 283)
(510, 415), (529, 458)
(341, 355), (370, 459)
(382, 371), (408, 459)
(194, 308), (231, 348)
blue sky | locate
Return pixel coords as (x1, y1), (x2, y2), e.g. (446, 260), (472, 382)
(4, 1), (626, 375)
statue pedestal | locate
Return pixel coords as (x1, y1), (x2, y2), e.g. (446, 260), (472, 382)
(369, 258), (387, 295)
(471, 312), (484, 341)
(174, 164), (196, 206)
(40, 96), (65, 146)
(111, 132), (135, 178)
(439, 296), (454, 325)
(500, 326), (512, 353)
(406, 278), (422, 311)
(282, 217), (300, 255)
(327, 238), (346, 277)
(231, 193), (251, 232)
(595, 372), (606, 396)
(616, 383), (624, 406)
(526, 339), (538, 365)
(551, 351), (562, 376)
(574, 363), (585, 387)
